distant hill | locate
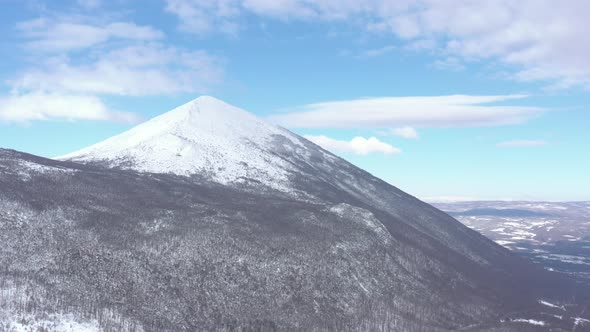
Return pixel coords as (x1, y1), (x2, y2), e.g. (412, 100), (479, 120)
(449, 208), (552, 217)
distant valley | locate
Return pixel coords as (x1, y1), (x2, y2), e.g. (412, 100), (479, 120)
(436, 201), (590, 285)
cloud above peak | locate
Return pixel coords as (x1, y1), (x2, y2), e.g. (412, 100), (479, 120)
(304, 135), (401, 155)
(270, 95), (543, 129)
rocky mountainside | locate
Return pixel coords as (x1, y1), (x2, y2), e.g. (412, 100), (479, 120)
(1, 97), (589, 331)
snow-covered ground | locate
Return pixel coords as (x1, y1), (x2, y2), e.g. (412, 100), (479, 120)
(1, 312), (99, 332)
(575, 317), (590, 328)
(0, 159), (76, 181)
(539, 300), (565, 311)
(510, 318), (545, 326)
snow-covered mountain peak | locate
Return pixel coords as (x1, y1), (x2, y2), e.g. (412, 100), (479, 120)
(163, 96), (268, 134)
(58, 96), (306, 191)
(111, 96), (277, 143)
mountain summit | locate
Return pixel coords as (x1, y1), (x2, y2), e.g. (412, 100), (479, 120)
(59, 96), (306, 191)
(1, 97), (588, 331)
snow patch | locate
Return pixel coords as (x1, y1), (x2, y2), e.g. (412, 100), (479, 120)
(539, 254), (590, 265)
(538, 300), (565, 311)
(575, 317), (590, 326)
(329, 203), (392, 244)
(510, 318), (545, 326)
(13, 160), (76, 180)
(1, 313), (99, 332)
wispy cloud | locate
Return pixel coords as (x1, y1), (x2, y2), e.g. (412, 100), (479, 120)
(361, 45), (396, 58)
(4, 11), (224, 123)
(432, 57), (465, 72)
(17, 18), (163, 52)
(389, 126), (419, 139)
(11, 44), (224, 96)
(304, 135), (401, 155)
(164, 0), (590, 89)
(0, 94), (140, 123)
(76, 0), (101, 9)
(496, 140), (547, 147)
(270, 95), (543, 129)
(165, 0), (241, 35)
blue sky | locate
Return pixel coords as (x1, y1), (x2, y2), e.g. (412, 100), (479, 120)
(1, 0), (589, 201)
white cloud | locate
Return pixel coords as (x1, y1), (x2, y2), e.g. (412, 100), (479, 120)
(11, 44), (224, 96)
(304, 135), (401, 155)
(432, 57), (465, 71)
(17, 18), (163, 52)
(242, 0), (320, 19)
(0, 94), (140, 123)
(405, 38), (436, 51)
(164, 0), (590, 89)
(368, 1), (590, 89)
(165, 0), (241, 35)
(496, 140), (547, 147)
(7, 14), (224, 124)
(270, 95), (543, 129)
(390, 126), (419, 139)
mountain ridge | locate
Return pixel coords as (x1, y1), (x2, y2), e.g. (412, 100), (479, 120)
(1, 97), (588, 331)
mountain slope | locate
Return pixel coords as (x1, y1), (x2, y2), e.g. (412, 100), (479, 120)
(1, 97), (588, 331)
(53, 97), (531, 264)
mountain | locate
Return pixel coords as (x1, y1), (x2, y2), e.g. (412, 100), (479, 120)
(1, 97), (589, 331)
(58, 96), (302, 192)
